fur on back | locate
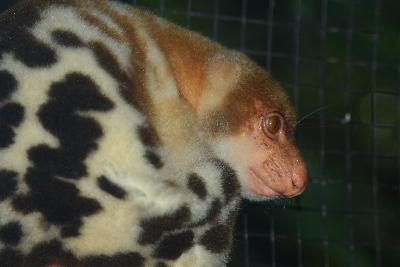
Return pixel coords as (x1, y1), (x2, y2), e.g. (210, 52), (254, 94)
(0, 0), (241, 266)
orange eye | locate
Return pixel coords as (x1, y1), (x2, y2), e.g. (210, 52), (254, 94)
(262, 112), (284, 138)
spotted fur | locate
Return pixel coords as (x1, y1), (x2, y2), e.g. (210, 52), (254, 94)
(0, 0), (242, 266)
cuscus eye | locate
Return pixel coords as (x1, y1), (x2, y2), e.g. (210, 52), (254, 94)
(262, 112), (284, 139)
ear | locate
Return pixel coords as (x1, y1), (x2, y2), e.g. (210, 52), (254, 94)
(197, 52), (242, 115)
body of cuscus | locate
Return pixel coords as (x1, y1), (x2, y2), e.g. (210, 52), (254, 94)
(0, 0), (307, 266)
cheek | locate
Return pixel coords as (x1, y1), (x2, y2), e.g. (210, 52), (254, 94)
(261, 147), (293, 179)
(212, 135), (255, 167)
(211, 134), (260, 184)
(249, 127), (274, 168)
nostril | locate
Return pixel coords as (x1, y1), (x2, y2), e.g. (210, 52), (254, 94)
(292, 164), (308, 192)
(291, 178), (299, 189)
(283, 162), (308, 198)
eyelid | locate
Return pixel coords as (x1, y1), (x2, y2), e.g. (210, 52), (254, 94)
(261, 112), (285, 139)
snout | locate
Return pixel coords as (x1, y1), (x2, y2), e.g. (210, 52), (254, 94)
(255, 154), (308, 198)
(249, 156), (308, 199)
(282, 158), (308, 197)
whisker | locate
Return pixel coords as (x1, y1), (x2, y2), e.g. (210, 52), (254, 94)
(296, 105), (329, 126)
(296, 124), (343, 129)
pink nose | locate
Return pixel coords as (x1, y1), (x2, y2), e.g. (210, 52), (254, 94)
(283, 159), (308, 198)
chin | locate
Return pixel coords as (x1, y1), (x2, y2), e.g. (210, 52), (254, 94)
(241, 191), (283, 202)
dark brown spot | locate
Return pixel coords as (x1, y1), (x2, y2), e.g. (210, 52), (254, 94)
(0, 170), (18, 201)
(154, 231), (194, 260)
(166, 180), (178, 187)
(187, 173), (207, 200)
(200, 224), (232, 254)
(52, 29), (85, 47)
(12, 73), (112, 235)
(0, 71), (24, 148)
(25, 240), (77, 267)
(139, 207), (191, 245)
(145, 150), (164, 169)
(0, 103), (24, 149)
(97, 175), (127, 199)
(0, 222), (23, 246)
(118, 85), (143, 111)
(0, 5), (57, 67)
(89, 41), (128, 86)
(137, 124), (160, 147)
(0, 70), (17, 102)
(0, 103), (24, 127)
(10, 32), (57, 67)
(206, 199), (222, 223)
(0, 125), (15, 148)
(12, 168), (102, 237)
(28, 73), (114, 179)
(213, 159), (240, 203)
(83, 252), (145, 267)
(88, 40), (142, 110)
(61, 223), (83, 238)
(1, 0), (40, 28)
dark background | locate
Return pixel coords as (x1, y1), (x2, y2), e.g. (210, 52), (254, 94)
(1, 0), (399, 266)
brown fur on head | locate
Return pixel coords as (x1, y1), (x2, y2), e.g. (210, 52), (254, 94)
(199, 52), (296, 137)
(134, 14), (296, 137)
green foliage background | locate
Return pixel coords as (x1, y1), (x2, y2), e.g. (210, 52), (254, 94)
(0, 0), (398, 266)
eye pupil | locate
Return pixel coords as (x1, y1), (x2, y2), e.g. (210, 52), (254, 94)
(267, 116), (281, 134)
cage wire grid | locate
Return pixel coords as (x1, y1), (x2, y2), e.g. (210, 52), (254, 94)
(0, 0), (398, 266)
(127, 0), (400, 266)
